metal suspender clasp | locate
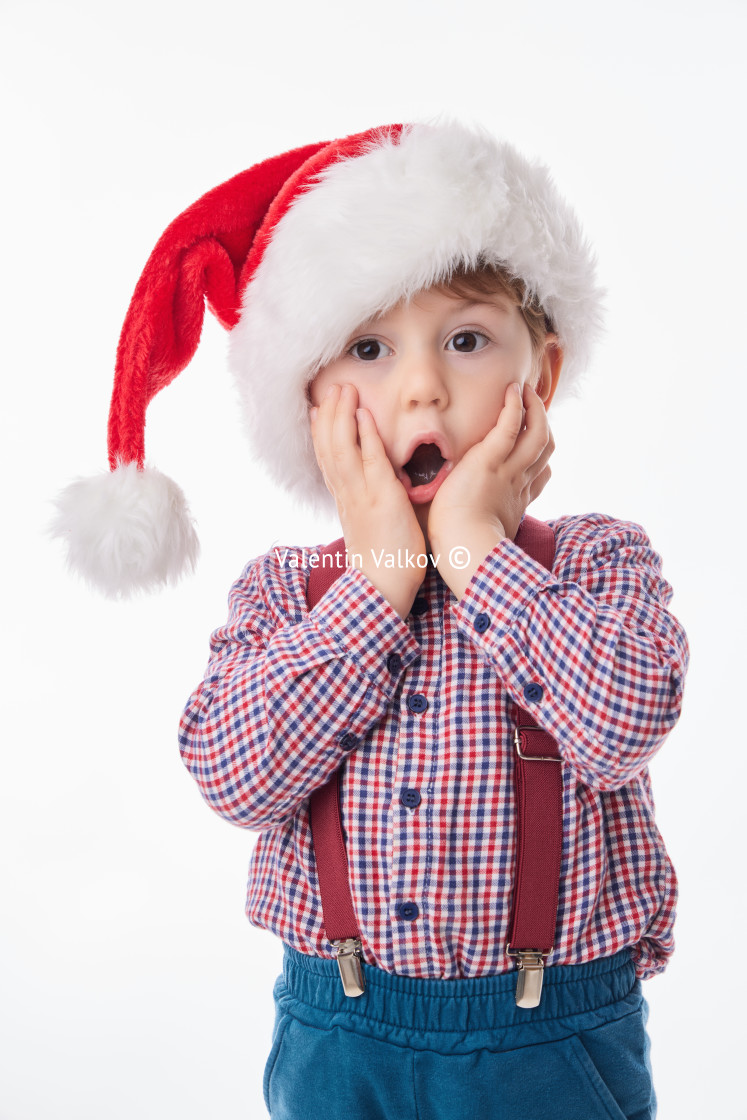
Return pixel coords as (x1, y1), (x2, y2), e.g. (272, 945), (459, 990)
(333, 938), (366, 997)
(507, 948), (546, 1008)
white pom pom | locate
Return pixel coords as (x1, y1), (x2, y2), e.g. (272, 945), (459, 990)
(50, 461), (200, 598)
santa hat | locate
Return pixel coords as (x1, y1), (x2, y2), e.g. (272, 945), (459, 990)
(51, 120), (603, 598)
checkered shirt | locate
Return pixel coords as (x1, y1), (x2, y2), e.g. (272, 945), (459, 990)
(179, 512), (689, 980)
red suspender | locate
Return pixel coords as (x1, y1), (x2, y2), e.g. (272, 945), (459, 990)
(506, 516), (563, 1007)
(306, 543), (366, 996)
(306, 517), (562, 1007)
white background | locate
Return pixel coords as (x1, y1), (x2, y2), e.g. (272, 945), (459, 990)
(1, 0), (745, 1117)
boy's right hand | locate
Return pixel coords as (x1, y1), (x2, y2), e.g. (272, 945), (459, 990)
(309, 383), (426, 619)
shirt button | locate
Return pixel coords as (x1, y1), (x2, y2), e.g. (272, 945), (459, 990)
(397, 901), (419, 921)
(474, 612), (490, 633)
(400, 788), (422, 809)
(411, 597), (428, 616)
(407, 693), (428, 714)
(523, 682), (544, 704)
(339, 732), (358, 751)
(386, 653), (402, 674)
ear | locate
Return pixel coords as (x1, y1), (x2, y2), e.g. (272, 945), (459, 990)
(534, 335), (564, 410)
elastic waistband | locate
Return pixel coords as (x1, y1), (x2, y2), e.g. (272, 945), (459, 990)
(278, 947), (642, 1053)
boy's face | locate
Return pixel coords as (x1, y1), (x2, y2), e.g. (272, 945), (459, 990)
(308, 287), (560, 536)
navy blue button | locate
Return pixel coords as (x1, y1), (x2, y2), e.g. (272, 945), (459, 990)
(386, 653), (402, 674)
(397, 901), (419, 921)
(407, 693), (428, 714)
(339, 732), (358, 751)
(474, 612), (490, 633)
(411, 597), (428, 616)
(400, 788), (422, 809)
(523, 682), (544, 703)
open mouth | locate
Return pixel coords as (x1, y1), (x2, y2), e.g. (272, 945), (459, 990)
(403, 443), (447, 488)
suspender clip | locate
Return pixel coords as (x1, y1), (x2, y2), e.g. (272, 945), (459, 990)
(334, 938), (366, 997)
(507, 948), (545, 1008)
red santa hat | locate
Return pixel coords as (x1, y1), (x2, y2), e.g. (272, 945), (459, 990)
(51, 120), (603, 598)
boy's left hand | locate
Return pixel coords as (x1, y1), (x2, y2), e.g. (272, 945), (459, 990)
(427, 381), (554, 598)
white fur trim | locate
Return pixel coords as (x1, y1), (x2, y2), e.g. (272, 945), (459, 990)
(229, 120), (604, 511)
(50, 461), (199, 598)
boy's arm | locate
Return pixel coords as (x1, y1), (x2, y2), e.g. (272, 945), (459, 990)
(178, 550), (421, 830)
(450, 512), (690, 791)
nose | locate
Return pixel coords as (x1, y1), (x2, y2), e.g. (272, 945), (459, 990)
(397, 348), (448, 410)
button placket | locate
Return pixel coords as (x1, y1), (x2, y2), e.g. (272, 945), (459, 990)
(391, 578), (439, 971)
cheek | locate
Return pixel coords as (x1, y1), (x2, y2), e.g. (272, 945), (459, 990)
(308, 371), (331, 407)
(308, 359), (364, 406)
(463, 384), (507, 441)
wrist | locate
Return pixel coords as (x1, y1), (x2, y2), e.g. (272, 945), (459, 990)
(429, 518), (505, 560)
(432, 522), (506, 602)
(358, 564), (421, 620)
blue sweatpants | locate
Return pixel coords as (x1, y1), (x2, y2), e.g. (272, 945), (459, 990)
(264, 946), (656, 1120)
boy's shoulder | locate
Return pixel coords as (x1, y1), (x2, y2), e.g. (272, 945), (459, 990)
(544, 511), (666, 582)
(546, 511), (652, 550)
(230, 539), (335, 616)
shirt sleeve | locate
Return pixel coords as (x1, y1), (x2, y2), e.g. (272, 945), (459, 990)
(178, 549), (422, 830)
(450, 512), (690, 791)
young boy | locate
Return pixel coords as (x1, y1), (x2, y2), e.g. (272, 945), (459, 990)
(53, 122), (689, 1119)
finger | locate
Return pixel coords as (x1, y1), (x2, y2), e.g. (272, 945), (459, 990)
(524, 422), (555, 477)
(481, 381), (526, 464)
(309, 384), (337, 458)
(311, 383), (344, 490)
(528, 462), (552, 504)
(355, 407), (399, 487)
(330, 383), (365, 490)
(509, 382), (551, 466)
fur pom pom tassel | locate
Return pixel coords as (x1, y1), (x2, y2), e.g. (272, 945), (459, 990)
(50, 461), (199, 598)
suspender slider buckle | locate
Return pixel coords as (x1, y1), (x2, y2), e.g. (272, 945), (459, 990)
(514, 728), (562, 763)
(334, 938), (366, 997)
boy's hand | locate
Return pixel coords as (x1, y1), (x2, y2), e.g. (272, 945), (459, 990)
(427, 381), (554, 599)
(310, 383), (427, 619)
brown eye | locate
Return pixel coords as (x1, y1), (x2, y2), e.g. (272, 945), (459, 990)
(350, 339), (391, 361)
(447, 331), (488, 353)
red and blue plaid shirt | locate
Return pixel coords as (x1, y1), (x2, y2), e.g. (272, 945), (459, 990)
(179, 512), (689, 980)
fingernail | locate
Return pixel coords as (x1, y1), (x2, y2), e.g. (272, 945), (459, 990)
(355, 409), (365, 420)
(310, 407), (318, 421)
(513, 382), (523, 398)
(325, 384), (338, 399)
